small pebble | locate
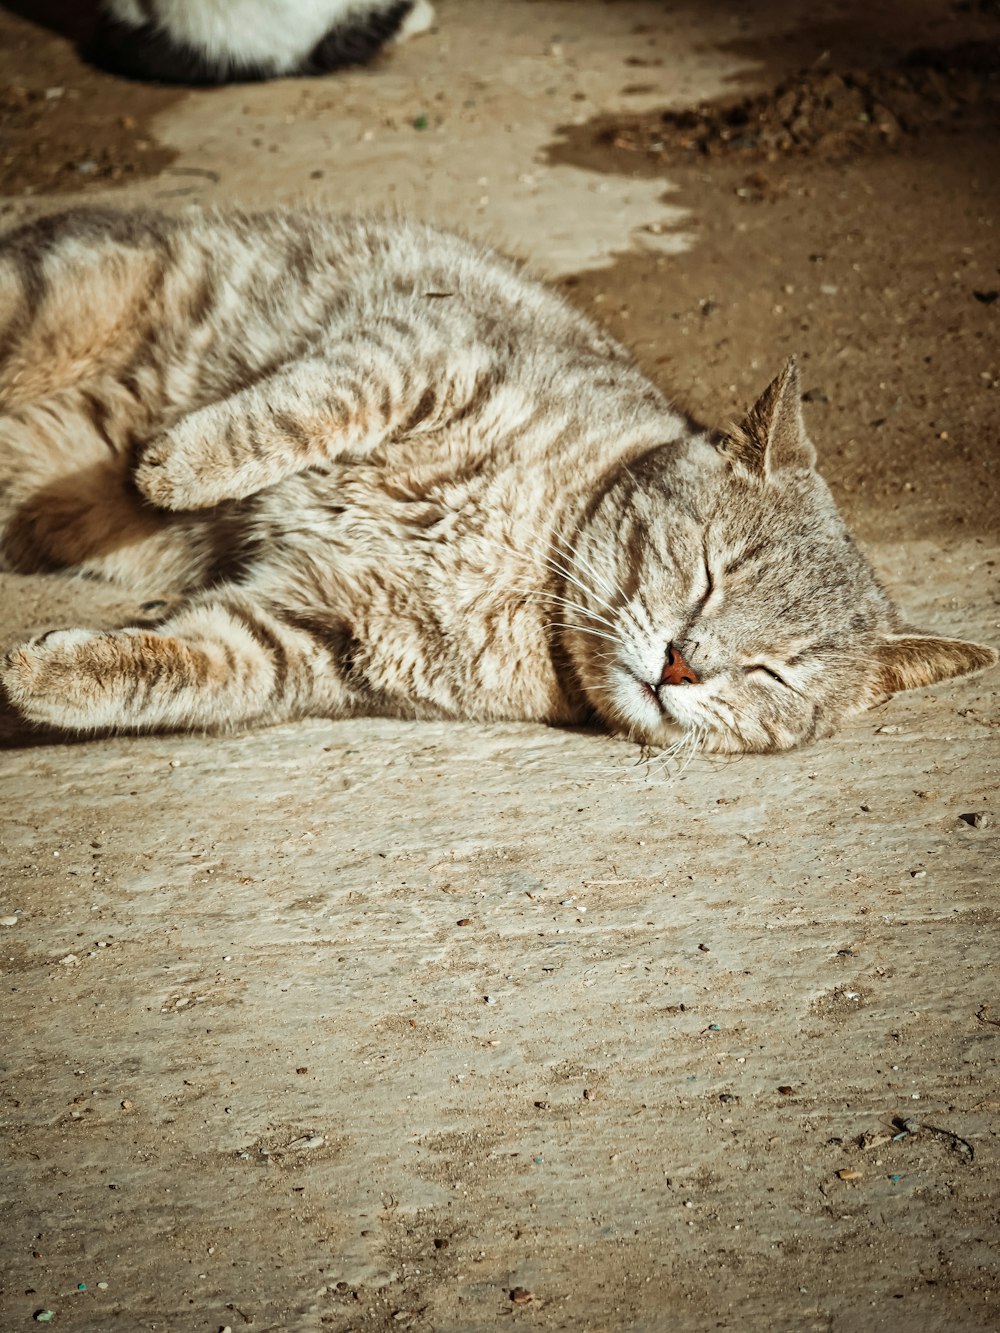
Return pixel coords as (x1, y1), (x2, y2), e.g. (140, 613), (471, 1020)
(59, 954), (79, 966)
(510, 1287), (533, 1305)
(288, 1134), (325, 1150)
(34, 1314), (54, 1325)
(560, 899), (574, 907)
(836, 1169), (864, 1181)
(910, 870), (927, 879)
(0, 915), (18, 927)
(484, 995), (496, 1005)
(456, 918), (471, 926)
(577, 905), (587, 913)
(698, 943), (710, 952)
(97, 1282), (109, 1290)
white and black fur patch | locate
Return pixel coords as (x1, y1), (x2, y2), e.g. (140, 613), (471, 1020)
(89, 0), (433, 85)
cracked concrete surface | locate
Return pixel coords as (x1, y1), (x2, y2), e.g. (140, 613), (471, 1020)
(1, 2), (998, 1330)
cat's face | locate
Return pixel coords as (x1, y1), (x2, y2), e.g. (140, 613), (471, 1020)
(565, 362), (996, 754)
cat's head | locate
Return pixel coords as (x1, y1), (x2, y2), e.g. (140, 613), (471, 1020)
(566, 359), (997, 754)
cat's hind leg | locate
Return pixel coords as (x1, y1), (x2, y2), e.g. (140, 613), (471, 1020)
(1, 590), (355, 734)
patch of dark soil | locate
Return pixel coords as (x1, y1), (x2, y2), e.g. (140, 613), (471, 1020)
(562, 42), (1000, 169)
(547, 128), (1000, 545)
(0, 7), (181, 198)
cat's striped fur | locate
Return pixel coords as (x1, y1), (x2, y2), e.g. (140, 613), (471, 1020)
(0, 208), (994, 750)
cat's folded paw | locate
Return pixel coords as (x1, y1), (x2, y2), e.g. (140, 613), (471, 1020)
(134, 435), (209, 511)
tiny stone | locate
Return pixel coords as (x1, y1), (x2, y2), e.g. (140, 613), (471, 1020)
(577, 905), (587, 913)
(296, 1066), (309, 1075)
(484, 995), (496, 1004)
(510, 1287), (533, 1305)
(0, 915), (18, 927)
(291, 1134), (325, 1149)
(433, 1237), (449, 1250)
(777, 1085), (794, 1095)
(560, 899), (574, 907)
(97, 1282), (109, 1290)
(698, 943), (710, 952)
(456, 918), (471, 926)
(910, 870), (927, 879)
(169, 760), (181, 768)
(60, 954), (79, 966)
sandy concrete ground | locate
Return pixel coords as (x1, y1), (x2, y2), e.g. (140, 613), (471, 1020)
(1, 2), (998, 1330)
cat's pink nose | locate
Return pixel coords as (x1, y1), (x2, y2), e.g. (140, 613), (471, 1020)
(660, 644), (699, 687)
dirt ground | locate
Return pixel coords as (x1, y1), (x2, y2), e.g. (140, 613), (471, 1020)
(1, 3), (998, 1331)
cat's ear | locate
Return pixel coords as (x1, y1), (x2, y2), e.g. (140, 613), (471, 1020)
(867, 631), (997, 702)
(722, 357), (817, 477)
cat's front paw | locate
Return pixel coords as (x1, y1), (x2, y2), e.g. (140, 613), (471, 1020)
(2, 629), (108, 728)
(134, 434), (208, 511)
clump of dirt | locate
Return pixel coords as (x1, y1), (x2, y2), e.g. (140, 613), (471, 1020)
(0, 8), (181, 197)
(593, 42), (1000, 165)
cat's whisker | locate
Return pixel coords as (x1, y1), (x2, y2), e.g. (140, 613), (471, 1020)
(503, 516), (640, 630)
(511, 586), (622, 636)
(477, 524), (632, 633)
(543, 622), (620, 645)
(549, 530), (620, 602)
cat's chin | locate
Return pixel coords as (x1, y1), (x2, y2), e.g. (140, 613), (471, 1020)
(598, 666), (690, 746)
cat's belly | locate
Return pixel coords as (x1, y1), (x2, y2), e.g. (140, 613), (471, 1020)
(249, 465), (581, 725)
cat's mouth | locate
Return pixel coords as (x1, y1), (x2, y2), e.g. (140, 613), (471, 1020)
(641, 680), (663, 710)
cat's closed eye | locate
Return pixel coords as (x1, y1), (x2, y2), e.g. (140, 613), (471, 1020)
(697, 559), (716, 609)
(746, 664), (789, 687)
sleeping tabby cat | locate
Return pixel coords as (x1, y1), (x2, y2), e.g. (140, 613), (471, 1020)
(0, 207), (994, 751)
